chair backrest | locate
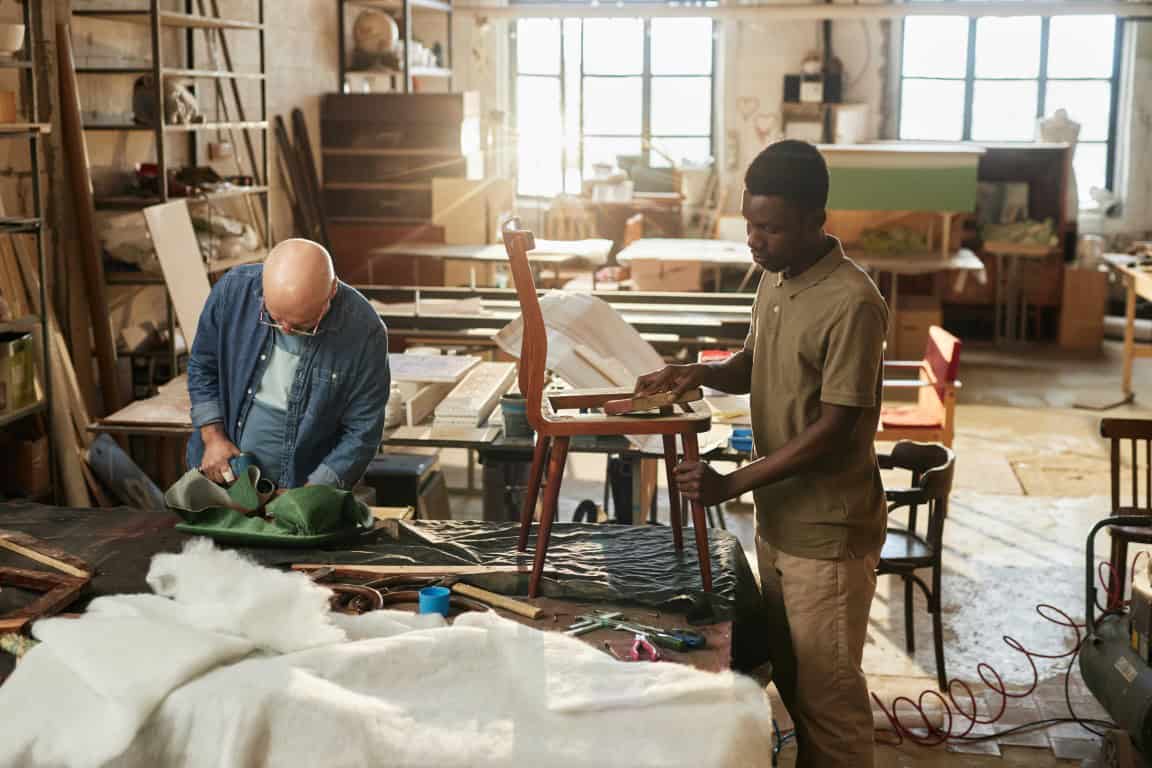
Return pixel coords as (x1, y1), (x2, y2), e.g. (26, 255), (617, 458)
(502, 221), (546, 429)
(1100, 418), (1152, 515)
(886, 441), (956, 551)
(923, 325), (961, 392)
(544, 195), (593, 241)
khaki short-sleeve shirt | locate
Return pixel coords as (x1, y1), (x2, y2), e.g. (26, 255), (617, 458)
(743, 238), (888, 560)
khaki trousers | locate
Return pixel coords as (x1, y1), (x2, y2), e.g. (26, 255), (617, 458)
(756, 535), (879, 768)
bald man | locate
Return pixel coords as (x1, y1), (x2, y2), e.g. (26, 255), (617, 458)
(186, 238), (390, 489)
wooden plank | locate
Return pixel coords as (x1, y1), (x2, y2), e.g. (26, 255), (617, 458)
(0, 530), (92, 578)
(57, 25), (122, 416)
(389, 353), (480, 384)
(603, 387), (704, 416)
(292, 563), (532, 577)
(434, 361), (516, 426)
(404, 382), (453, 426)
(143, 201), (212, 346)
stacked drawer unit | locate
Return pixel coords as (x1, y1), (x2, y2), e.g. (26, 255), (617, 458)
(321, 92), (479, 285)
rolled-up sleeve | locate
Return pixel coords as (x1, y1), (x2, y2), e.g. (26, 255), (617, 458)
(187, 274), (230, 428)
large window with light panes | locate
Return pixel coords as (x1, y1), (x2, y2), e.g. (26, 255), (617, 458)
(899, 14), (1119, 203)
(513, 17), (715, 197)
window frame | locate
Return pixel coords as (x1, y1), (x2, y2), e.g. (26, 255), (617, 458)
(898, 14), (1123, 190)
(510, 15), (717, 198)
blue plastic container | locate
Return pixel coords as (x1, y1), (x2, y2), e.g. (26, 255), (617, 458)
(418, 586), (451, 616)
(729, 428), (753, 453)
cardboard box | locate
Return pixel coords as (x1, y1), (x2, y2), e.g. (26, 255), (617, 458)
(630, 259), (703, 292)
(0, 434), (50, 499)
(0, 331), (36, 416)
(894, 296), (942, 360)
(1059, 266), (1108, 352)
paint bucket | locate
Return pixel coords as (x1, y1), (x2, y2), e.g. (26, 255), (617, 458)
(418, 586), (451, 616)
(500, 394), (532, 438)
(729, 428), (753, 454)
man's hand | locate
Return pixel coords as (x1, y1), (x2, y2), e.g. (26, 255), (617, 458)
(634, 363), (705, 398)
(200, 425), (241, 485)
(673, 460), (729, 506)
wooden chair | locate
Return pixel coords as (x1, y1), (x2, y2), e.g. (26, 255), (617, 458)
(502, 223), (715, 597)
(878, 326), (962, 447)
(877, 441), (956, 690)
(1100, 418), (1152, 607)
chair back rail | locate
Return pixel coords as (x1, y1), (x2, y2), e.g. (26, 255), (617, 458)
(1101, 418), (1152, 516)
(884, 442), (955, 547)
(921, 326), (961, 408)
(502, 222), (547, 429)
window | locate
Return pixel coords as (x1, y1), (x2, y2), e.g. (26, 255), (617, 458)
(513, 17), (715, 197)
(899, 14), (1119, 203)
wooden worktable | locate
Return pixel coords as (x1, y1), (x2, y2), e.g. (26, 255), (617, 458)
(1105, 253), (1152, 401)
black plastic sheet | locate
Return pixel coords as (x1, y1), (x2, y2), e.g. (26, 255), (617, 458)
(0, 504), (771, 671)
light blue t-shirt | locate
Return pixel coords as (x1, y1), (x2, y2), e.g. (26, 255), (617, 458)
(239, 332), (306, 484)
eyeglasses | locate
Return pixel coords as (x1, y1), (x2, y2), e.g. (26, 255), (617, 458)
(259, 301), (328, 337)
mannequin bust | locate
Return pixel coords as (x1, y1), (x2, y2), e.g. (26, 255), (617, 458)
(1038, 108), (1081, 214)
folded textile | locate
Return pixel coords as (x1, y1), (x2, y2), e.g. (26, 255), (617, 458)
(0, 540), (772, 768)
(164, 467), (372, 546)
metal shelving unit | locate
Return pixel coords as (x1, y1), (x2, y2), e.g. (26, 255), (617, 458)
(0, 2), (55, 497)
(72, 0), (268, 385)
(338, 0), (453, 93)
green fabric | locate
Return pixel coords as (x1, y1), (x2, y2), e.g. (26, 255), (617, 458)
(164, 467), (372, 547)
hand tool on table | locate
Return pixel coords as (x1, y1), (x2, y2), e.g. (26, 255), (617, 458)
(567, 612), (706, 652)
(602, 387), (704, 416)
(628, 633), (662, 662)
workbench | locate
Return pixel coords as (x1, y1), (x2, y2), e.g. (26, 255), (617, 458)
(615, 238), (751, 291)
(363, 285), (754, 352)
(0, 503), (768, 681)
(1105, 253), (1152, 402)
(367, 239), (614, 288)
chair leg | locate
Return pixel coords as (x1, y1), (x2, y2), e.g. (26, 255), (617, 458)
(529, 436), (570, 598)
(518, 436), (551, 553)
(682, 432), (713, 592)
(662, 434), (683, 551)
(931, 568), (947, 691)
(904, 577), (915, 655)
(1109, 535), (1130, 609)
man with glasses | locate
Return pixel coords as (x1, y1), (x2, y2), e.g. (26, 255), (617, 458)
(186, 238), (390, 489)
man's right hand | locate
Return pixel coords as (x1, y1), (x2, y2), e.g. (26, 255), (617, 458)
(634, 363), (706, 398)
(200, 425), (241, 485)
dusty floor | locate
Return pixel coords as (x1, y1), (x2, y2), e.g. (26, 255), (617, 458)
(427, 340), (1152, 766)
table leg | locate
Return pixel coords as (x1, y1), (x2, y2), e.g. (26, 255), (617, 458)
(1124, 277), (1137, 399)
(993, 252), (1005, 344)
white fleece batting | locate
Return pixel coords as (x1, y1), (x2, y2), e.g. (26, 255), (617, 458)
(0, 540), (772, 768)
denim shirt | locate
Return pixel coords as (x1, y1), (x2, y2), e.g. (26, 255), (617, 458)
(186, 265), (390, 489)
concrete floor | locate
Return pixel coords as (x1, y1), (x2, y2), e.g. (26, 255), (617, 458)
(428, 340), (1152, 766)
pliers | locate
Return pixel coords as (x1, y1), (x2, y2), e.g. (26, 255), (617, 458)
(628, 633), (662, 662)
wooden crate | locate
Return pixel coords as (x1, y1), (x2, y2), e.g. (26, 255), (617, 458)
(630, 259), (703, 291)
(1058, 266), (1108, 352)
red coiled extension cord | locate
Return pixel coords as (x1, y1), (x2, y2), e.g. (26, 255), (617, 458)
(868, 557), (1147, 748)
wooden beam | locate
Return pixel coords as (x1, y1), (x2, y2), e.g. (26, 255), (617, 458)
(0, 529), (92, 578)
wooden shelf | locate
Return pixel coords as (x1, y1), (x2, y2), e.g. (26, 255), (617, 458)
(0, 123), (50, 136)
(345, 67), (452, 79)
(0, 58), (32, 70)
(73, 10), (264, 31)
(348, 0), (452, 12)
(75, 66), (151, 75)
(82, 118), (151, 131)
(982, 241), (1059, 257)
(0, 401), (47, 429)
(161, 68), (266, 80)
(163, 121), (268, 132)
(324, 181), (431, 191)
(0, 315), (38, 334)
(94, 187), (269, 210)
(0, 218), (40, 234)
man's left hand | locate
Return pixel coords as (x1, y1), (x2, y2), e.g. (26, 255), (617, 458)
(672, 460), (728, 506)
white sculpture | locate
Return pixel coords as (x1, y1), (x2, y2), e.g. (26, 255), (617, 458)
(1038, 108), (1081, 215)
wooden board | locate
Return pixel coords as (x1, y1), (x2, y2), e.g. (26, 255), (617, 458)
(431, 178), (516, 245)
(0, 530), (91, 578)
(389, 353), (480, 384)
(143, 201), (212, 347)
(604, 387), (704, 416)
(404, 382), (453, 426)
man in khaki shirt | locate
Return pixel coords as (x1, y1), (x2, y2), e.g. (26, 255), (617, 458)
(636, 140), (887, 767)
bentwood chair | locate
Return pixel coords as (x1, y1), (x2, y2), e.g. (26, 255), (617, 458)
(877, 441), (956, 690)
(502, 222), (714, 598)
